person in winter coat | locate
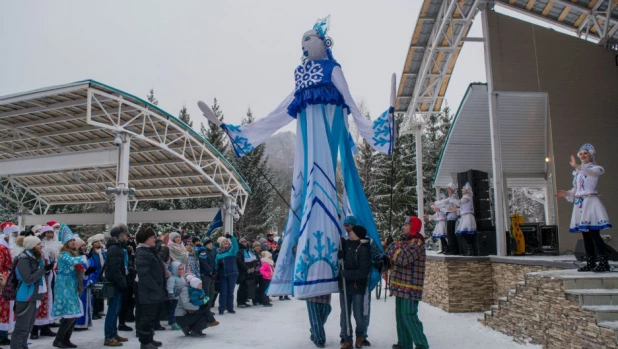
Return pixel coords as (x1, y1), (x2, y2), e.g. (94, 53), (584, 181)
(251, 242), (264, 305)
(103, 226), (129, 347)
(258, 251), (274, 307)
(86, 234), (106, 319)
(32, 225), (60, 339)
(74, 238), (96, 332)
(195, 239), (216, 308)
(236, 238), (258, 308)
(135, 227), (167, 349)
(174, 277), (216, 338)
(265, 232), (277, 251)
(11, 236), (55, 349)
(118, 244), (136, 332)
(385, 216), (429, 349)
(51, 225), (90, 349)
(166, 261), (186, 331)
(214, 235), (239, 315)
(338, 225), (372, 349)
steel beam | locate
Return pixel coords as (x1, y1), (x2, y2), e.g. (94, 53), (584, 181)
(0, 148), (119, 176)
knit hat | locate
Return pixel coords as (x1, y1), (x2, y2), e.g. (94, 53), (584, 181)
(58, 224), (75, 245)
(74, 238), (86, 251)
(31, 225), (42, 235)
(261, 251), (272, 259)
(189, 278), (202, 289)
(343, 215), (357, 226)
(351, 225), (367, 239)
(217, 237), (226, 245)
(203, 238), (212, 245)
(23, 236), (41, 250)
(169, 232), (181, 243)
(1, 222), (20, 237)
(266, 232), (274, 236)
(409, 216), (422, 235)
(110, 226), (121, 239)
(252, 241), (261, 249)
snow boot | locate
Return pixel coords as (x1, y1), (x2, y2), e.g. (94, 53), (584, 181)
(578, 255), (596, 272)
(355, 337), (364, 348)
(41, 325), (57, 336)
(362, 339), (371, 346)
(593, 254), (611, 272)
(31, 326), (39, 340)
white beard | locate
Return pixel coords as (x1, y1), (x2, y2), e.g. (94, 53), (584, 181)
(9, 235), (23, 257)
(42, 239), (61, 262)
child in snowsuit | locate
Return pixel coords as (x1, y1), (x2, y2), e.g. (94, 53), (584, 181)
(258, 251), (274, 307)
(166, 261), (186, 330)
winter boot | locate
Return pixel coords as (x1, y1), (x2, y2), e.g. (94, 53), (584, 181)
(593, 254), (611, 272)
(578, 255), (596, 272)
(355, 337), (364, 348)
(41, 325), (57, 337)
(31, 326), (39, 340)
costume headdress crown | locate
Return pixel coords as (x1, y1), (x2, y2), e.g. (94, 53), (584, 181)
(58, 224), (75, 245)
(579, 143), (595, 155)
(463, 182), (473, 195)
(312, 16), (333, 47)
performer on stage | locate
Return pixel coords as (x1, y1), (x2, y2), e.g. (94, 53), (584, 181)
(453, 183), (477, 256)
(555, 143), (612, 272)
(439, 184), (460, 255)
(425, 197), (448, 254)
(197, 16), (394, 298)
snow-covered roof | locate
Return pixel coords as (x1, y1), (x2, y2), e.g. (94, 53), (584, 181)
(433, 83), (548, 188)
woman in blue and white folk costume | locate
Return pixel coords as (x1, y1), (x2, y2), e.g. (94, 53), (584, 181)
(453, 183), (477, 256)
(556, 143), (613, 272)
(425, 195), (448, 254)
(198, 16), (393, 298)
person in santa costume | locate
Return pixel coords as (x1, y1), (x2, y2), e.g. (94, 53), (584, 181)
(31, 225), (59, 339)
(0, 222), (18, 345)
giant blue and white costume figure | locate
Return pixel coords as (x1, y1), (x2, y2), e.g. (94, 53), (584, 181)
(198, 17), (395, 298)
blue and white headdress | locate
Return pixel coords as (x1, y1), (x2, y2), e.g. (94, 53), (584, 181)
(312, 16), (335, 60)
(579, 143), (596, 164)
(463, 182), (473, 196)
(58, 224), (76, 245)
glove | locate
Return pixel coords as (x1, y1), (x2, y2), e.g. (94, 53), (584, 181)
(44, 262), (56, 271)
(382, 255), (391, 269)
(85, 266), (97, 276)
(225, 233), (232, 239)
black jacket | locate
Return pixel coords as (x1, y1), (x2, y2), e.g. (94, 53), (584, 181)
(196, 246), (216, 277)
(338, 239), (372, 295)
(135, 245), (167, 305)
(236, 245), (258, 283)
(105, 240), (127, 290)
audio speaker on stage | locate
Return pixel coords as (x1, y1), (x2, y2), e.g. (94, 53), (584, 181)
(476, 231), (497, 256)
(574, 239), (618, 262)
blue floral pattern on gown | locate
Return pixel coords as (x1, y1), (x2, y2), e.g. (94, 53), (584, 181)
(52, 252), (87, 319)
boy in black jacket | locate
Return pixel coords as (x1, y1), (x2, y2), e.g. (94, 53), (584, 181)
(338, 225), (372, 349)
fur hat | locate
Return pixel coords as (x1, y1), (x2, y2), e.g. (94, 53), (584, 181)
(1, 222), (20, 236)
(23, 236), (41, 250)
(87, 234), (105, 246)
(252, 241), (261, 249)
(169, 232), (181, 243)
(217, 236), (226, 245)
(189, 278), (202, 289)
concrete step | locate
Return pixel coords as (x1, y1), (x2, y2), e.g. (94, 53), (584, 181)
(565, 289), (618, 306)
(582, 305), (618, 322)
(597, 321), (618, 344)
(561, 275), (618, 290)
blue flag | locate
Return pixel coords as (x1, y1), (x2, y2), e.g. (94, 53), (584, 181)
(206, 209), (223, 237)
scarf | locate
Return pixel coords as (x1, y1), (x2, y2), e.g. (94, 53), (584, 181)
(26, 250), (47, 294)
(92, 248), (105, 268)
(216, 244), (231, 254)
(168, 241), (188, 265)
(262, 257), (274, 267)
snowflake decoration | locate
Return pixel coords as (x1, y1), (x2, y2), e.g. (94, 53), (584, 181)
(295, 61), (324, 90)
(294, 231), (338, 283)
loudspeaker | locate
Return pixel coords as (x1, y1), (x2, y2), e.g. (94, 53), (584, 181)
(574, 239), (618, 261)
(476, 231), (497, 256)
(457, 169), (493, 228)
(521, 223), (542, 254)
(540, 225), (559, 254)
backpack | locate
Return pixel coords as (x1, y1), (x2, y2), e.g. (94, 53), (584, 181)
(2, 257), (20, 301)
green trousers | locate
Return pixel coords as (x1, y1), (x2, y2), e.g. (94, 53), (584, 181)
(396, 297), (429, 349)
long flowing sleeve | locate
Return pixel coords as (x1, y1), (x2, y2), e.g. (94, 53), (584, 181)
(221, 92), (296, 158)
(331, 66), (395, 155)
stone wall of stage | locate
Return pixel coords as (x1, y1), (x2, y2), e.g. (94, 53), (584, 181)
(423, 255), (569, 313)
(482, 272), (618, 349)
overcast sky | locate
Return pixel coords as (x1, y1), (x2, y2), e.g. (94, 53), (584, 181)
(0, 1), (571, 133)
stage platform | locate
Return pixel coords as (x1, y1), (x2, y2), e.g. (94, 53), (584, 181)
(423, 252), (581, 313)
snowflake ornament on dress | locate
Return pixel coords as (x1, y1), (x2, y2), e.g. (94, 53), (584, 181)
(295, 61), (324, 90)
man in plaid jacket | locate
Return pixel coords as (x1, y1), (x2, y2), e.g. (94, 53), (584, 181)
(385, 216), (429, 349)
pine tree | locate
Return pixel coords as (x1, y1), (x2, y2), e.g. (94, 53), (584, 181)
(147, 89), (158, 106)
(200, 98), (227, 154)
(178, 105), (193, 128)
(228, 108), (275, 237)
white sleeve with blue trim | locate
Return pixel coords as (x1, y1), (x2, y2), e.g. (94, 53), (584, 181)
(331, 66), (395, 156)
(222, 91), (296, 158)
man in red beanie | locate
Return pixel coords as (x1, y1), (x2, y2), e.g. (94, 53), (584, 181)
(385, 216), (429, 349)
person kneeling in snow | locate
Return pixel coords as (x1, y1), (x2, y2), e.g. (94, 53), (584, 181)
(385, 216), (429, 349)
(175, 276), (219, 337)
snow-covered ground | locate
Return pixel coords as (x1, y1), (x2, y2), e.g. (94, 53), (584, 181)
(24, 291), (540, 349)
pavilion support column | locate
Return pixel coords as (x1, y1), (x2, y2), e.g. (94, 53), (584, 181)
(222, 195), (234, 236)
(482, 8), (507, 256)
(114, 134), (131, 226)
(415, 125), (425, 235)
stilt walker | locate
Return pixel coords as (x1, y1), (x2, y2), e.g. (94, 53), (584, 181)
(555, 144), (612, 272)
(198, 16), (395, 299)
(453, 183), (477, 256)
